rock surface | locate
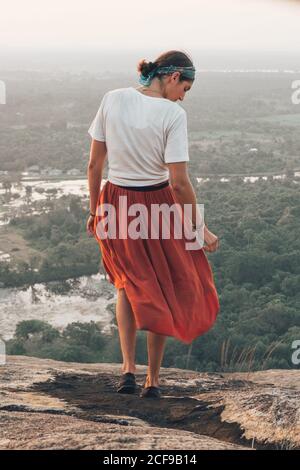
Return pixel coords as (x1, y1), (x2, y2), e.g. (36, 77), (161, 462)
(0, 356), (299, 450)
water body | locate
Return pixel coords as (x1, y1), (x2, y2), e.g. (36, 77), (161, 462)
(1, 173), (299, 225)
(0, 273), (116, 341)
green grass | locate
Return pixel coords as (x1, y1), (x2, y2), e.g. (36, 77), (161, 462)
(257, 114), (300, 126)
(0, 225), (45, 264)
(189, 130), (242, 140)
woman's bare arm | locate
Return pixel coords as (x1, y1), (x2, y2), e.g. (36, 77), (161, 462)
(87, 139), (107, 214)
(167, 162), (202, 227)
(167, 162), (219, 251)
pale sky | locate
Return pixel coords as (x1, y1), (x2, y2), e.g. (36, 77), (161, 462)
(1, 0), (300, 52)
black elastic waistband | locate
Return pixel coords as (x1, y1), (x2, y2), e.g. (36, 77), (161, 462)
(113, 180), (170, 192)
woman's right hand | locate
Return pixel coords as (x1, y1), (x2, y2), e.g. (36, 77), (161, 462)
(203, 225), (220, 252)
(86, 214), (96, 237)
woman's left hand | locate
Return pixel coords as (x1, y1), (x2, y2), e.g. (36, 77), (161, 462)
(86, 215), (96, 236)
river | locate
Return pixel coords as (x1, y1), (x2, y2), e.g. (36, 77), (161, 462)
(0, 273), (116, 341)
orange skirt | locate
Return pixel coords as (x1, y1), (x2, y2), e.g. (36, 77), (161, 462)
(93, 180), (220, 344)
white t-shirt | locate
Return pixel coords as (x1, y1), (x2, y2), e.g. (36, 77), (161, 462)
(88, 87), (189, 186)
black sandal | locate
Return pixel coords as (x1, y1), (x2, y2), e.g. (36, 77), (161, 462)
(140, 386), (161, 399)
(117, 372), (137, 394)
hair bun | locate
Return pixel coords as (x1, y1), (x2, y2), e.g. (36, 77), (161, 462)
(148, 61), (157, 70)
(137, 59), (157, 76)
(137, 58), (147, 74)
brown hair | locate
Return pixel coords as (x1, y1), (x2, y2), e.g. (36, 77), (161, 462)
(137, 49), (195, 83)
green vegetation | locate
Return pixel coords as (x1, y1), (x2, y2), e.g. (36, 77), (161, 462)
(258, 113), (300, 126)
(1, 73), (300, 176)
(6, 313), (300, 372)
(4, 176), (300, 372)
(0, 196), (100, 286)
(1, 72), (300, 372)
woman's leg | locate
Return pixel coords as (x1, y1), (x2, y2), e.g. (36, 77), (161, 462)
(116, 288), (137, 374)
(144, 332), (167, 388)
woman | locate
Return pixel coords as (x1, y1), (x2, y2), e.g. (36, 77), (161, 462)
(87, 50), (220, 399)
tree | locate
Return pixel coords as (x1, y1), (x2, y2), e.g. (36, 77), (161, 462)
(15, 320), (59, 342)
(62, 322), (106, 351)
(25, 185), (33, 204)
(2, 180), (12, 193)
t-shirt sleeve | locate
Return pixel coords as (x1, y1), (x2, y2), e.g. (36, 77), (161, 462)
(88, 93), (108, 142)
(164, 109), (190, 163)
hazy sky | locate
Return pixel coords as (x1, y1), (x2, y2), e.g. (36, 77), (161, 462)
(1, 0), (300, 52)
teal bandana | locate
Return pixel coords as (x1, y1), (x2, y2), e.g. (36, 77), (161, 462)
(139, 65), (196, 86)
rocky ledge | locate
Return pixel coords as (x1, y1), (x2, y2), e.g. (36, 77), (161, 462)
(0, 356), (299, 450)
